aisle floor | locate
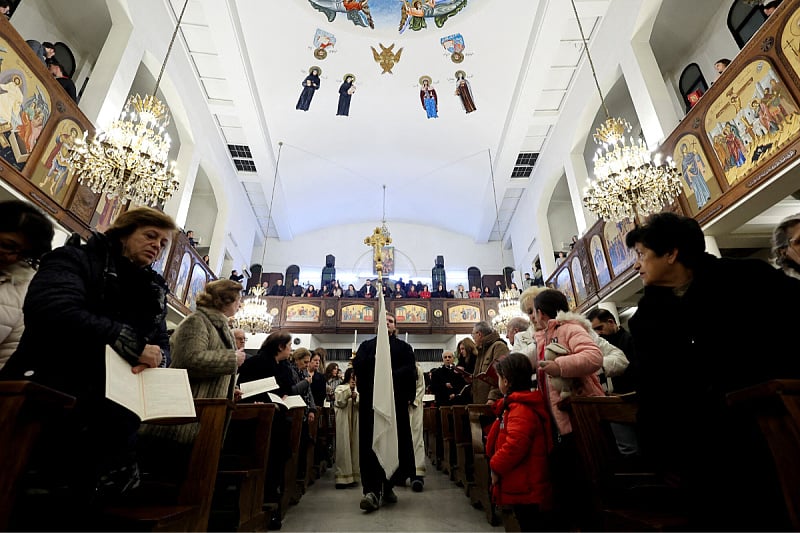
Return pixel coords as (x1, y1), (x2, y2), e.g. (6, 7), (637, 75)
(280, 459), (505, 532)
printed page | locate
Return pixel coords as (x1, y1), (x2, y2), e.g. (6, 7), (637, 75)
(268, 392), (288, 408)
(105, 346), (145, 419)
(282, 395), (307, 409)
(239, 376), (279, 399)
(140, 368), (196, 421)
(422, 394), (435, 403)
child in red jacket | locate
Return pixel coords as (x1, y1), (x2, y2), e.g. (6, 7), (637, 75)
(486, 352), (554, 531)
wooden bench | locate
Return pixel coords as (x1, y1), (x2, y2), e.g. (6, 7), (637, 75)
(727, 379), (800, 530)
(0, 381), (75, 531)
(210, 403), (276, 532)
(452, 405), (475, 498)
(297, 407), (320, 498)
(281, 407), (305, 516)
(439, 406), (457, 481)
(422, 405), (436, 462)
(467, 403), (500, 526)
(102, 398), (231, 532)
(566, 394), (687, 531)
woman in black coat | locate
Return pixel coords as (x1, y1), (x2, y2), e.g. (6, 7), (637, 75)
(2, 207), (175, 505)
(337, 74), (355, 116)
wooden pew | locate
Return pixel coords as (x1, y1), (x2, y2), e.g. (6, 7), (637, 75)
(451, 405), (475, 498)
(210, 403), (276, 532)
(314, 404), (329, 478)
(102, 398), (231, 532)
(439, 406), (457, 481)
(0, 381), (75, 531)
(280, 407), (305, 516)
(727, 379), (800, 530)
(297, 407), (320, 497)
(468, 404), (500, 526)
(566, 394), (687, 531)
(422, 406), (437, 463)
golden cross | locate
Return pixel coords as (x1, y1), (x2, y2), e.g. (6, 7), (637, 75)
(364, 227), (391, 282)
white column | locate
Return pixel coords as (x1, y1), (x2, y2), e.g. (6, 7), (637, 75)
(598, 301), (620, 324)
(564, 153), (595, 235)
(704, 236), (721, 258)
(163, 142), (200, 228)
(619, 3), (680, 147)
(79, 0), (144, 127)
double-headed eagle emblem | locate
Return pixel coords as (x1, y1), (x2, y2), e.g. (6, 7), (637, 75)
(370, 43), (403, 74)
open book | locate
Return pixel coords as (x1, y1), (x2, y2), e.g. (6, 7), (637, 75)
(238, 376), (279, 399)
(105, 346), (196, 421)
(422, 393), (435, 403)
(267, 393), (306, 409)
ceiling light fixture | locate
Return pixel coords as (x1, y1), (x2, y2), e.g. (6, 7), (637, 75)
(66, 0), (188, 206)
(573, 0), (682, 222)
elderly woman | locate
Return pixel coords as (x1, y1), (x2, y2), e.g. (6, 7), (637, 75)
(0, 200), (54, 370)
(772, 213), (800, 279)
(238, 330), (294, 401)
(147, 280), (245, 441)
(2, 207), (175, 501)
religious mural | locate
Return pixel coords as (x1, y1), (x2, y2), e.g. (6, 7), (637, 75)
(0, 36), (52, 172)
(604, 218), (637, 277)
(306, 0), (467, 32)
(175, 252), (192, 302)
(571, 257), (587, 304)
(705, 59), (800, 187)
(395, 304), (427, 323)
(312, 28), (336, 60)
(286, 303), (321, 322)
(373, 246), (394, 275)
(781, 7), (800, 82)
(342, 303), (375, 323)
(447, 304), (480, 323)
(30, 118), (80, 206)
(185, 265), (208, 312)
(440, 33), (465, 63)
(554, 268), (576, 310)
(91, 194), (126, 233)
(589, 235), (611, 288)
(152, 238), (172, 276)
(672, 133), (722, 215)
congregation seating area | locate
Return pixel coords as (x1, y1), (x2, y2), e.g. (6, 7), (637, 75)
(1, 382), (338, 532)
(420, 383), (800, 532)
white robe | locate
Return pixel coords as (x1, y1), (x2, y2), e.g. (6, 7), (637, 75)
(334, 383), (360, 484)
(409, 365), (426, 477)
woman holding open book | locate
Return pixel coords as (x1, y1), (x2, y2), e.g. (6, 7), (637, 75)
(2, 207), (176, 511)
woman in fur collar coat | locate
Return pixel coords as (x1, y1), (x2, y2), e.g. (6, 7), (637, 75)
(530, 289), (603, 436)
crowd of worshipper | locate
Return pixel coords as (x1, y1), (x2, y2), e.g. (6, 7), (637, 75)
(232, 273), (546, 300)
(2, 198), (800, 530)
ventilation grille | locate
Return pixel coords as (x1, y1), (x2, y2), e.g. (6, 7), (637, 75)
(512, 152), (539, 178)
(228, 144), (257, 173)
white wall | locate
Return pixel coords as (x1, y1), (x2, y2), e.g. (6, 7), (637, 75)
(256, 221), (506, 290)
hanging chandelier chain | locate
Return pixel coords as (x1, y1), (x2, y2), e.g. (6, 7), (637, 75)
(154, 0), (190, 96)
(570, 0), (610, 120)
(259, 141), (283, 285)
(487, 148), (509, 291)
(381, 184), (387, 223)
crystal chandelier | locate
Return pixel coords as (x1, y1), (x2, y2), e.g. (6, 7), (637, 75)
(231, 285), (273, 335)
(66, 0), (188, 207)
(492, 289), (525, 335)
(232, 142), (284, 334)
(571, 0), (682, 222)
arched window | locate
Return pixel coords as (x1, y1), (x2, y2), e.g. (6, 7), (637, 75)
(467, 266), (482, 292)
(285, 264), (299, 285)
(679, 63), (708, 112)
(728, 0), (766, 48)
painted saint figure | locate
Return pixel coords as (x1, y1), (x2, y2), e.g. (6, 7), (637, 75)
(337, 74), (356, 116)
(679, 143), (712, 209)
(454, 70), (475, 113)
(296, 66), (321, 111)
(419, 76), (437, 119)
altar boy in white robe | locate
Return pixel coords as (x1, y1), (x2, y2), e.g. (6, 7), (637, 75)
(334, 367), (360, 488)
(409, 363), (426, 492)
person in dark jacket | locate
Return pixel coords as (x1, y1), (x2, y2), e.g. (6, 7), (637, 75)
(2, 207), (175, 509)
(236, 331), (293, 529)
(585, 307), (636, 393)
(429, 350), (466, 406)
(626, 212), (800, 530)
(268, 278), (287, 296)
(352, 312), (416, 512)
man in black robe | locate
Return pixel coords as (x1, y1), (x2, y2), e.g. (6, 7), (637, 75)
(352, 312), (416, 512)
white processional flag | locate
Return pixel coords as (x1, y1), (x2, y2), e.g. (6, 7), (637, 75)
(372, 285), (399, 476)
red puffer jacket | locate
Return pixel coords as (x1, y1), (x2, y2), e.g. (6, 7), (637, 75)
(486, 390), (553, 507)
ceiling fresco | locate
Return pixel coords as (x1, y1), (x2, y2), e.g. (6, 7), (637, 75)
(306, 0), (470, 34)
